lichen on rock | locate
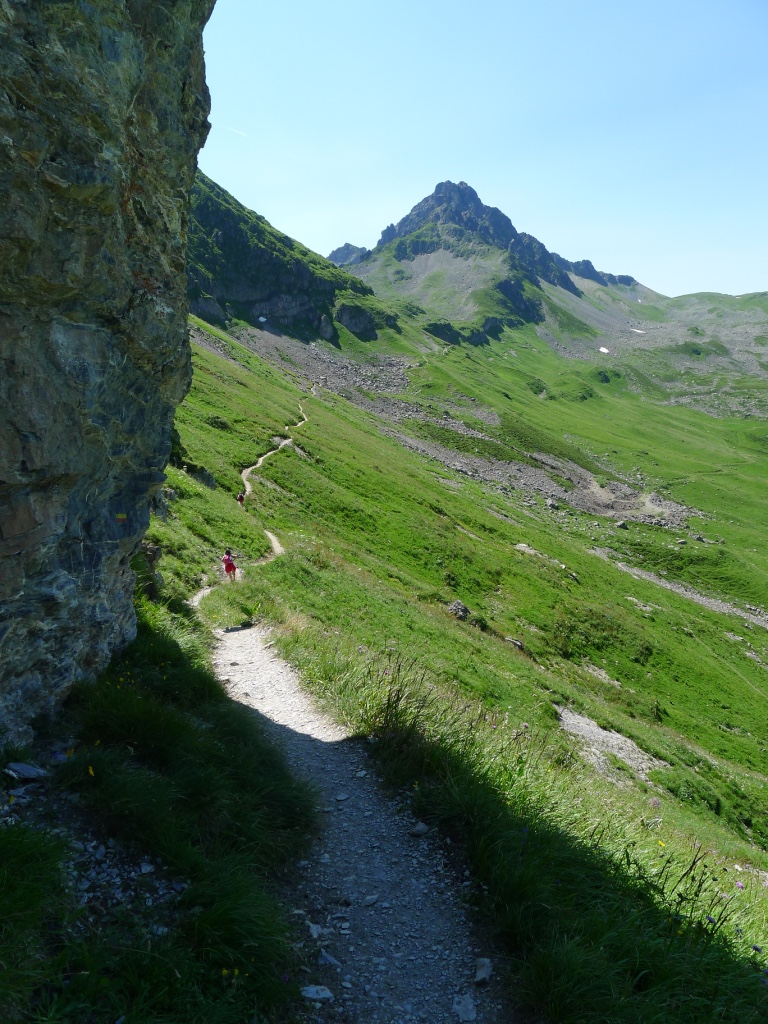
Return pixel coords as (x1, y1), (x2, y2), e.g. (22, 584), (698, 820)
(0, 0), (216, 741)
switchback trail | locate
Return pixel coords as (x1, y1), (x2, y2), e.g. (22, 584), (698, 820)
(241, 403), (308, 495)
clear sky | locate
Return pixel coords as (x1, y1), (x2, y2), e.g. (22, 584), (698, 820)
(199, 0), (767, 297)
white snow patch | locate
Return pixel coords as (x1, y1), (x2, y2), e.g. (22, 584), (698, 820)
(599, 346), (610, 354)
(630, 328), (646, 334)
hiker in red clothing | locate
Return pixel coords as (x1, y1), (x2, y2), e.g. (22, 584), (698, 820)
(236, 491), (245, 507)
(222, 548), (237, 580)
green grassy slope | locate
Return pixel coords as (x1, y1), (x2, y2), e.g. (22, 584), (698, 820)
(143, 317), (768, 1022)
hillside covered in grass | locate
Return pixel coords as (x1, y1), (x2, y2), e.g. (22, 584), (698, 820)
(140, 307), (768, 1021)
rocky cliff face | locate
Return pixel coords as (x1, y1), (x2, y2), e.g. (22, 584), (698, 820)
(0, 0), (215, 741)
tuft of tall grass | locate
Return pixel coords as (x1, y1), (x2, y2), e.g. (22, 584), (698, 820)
(0, 824), (68, 1018)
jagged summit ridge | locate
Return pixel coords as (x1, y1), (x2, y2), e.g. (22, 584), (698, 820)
(377, 180), (518, 251)
(331, 180), (637, 292)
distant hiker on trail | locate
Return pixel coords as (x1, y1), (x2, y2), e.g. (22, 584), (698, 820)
(222, 549), (237, 580)
(236, 491), (245, 507)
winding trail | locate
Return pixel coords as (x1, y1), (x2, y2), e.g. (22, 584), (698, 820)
(191, 401), (512, 1023)
(241, 403), (307, 496)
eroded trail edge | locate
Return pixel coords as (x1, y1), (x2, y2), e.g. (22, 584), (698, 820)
(213, 625), (512, 1024)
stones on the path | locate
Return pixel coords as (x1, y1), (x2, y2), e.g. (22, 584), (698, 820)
(301, 985), (334, 1002)
(336, 792), (350, 802)
(318, 948), (341, 968)
(474, 957), (492, 984)
(355, 769), (367, 778)
(452, 992), (477, 1020)
(410, 821), (429, 836)
(363, 894), (379, 906)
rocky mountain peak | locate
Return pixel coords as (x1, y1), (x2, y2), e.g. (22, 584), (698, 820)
(376, 179), (518, 252)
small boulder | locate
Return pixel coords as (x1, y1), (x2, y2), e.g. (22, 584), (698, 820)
(616, 520), (629, 530)
(474, 958), (493, 984)
(301, 985), (334, 1002)
(448, 600), (470, 621)
(410, 821), (429, 836)
(452, 994), (477, 1021)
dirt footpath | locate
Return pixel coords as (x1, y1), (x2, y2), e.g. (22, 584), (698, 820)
(213, 624), (513, 1024)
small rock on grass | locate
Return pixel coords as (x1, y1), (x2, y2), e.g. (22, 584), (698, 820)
(474, 957), (492, 984)
(452, 993), (477, 1020)
(301, 985), (334, 1002)
(5, 762), (48, 779)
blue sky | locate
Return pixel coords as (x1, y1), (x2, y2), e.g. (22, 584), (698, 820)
(199, 0), (767, 297)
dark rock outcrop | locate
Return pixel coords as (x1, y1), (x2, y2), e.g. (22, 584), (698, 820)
(0, 0), (215, 741)
(187, 172), (373, 333)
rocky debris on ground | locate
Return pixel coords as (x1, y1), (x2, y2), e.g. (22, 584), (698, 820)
(590, 549), (768, 630)
(558, 707), (668, 782)
(217, 625), (512, 1023)
(1, 752), (189, 939)
(383, 430), (689, 527)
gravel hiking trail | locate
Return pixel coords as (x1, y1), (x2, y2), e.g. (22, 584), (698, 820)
(194, 404), (514, 1023)
(241, 404), (308, 495)
(213, 626), (512, 1024)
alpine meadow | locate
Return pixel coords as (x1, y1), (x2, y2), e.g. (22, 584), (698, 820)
(5, 169), (768, 1023)
(169, 178), (768, 1020)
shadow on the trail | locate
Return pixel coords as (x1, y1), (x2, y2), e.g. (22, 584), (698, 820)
(335, 675), (768, 1024)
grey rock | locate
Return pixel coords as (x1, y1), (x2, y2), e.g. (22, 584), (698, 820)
(301, 985), (334, 1002)
(5, 762), (48, 779)
(616, 520), (629, 530)
(448, 600), (470, 621)
(452, 993), (477, 1020)
(363, 894), (379, 906)
(474, 957), (492, 984)
(410, 822), (429, 836)
(318, 948), (341, 968)
(0, 0), (215, 744)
